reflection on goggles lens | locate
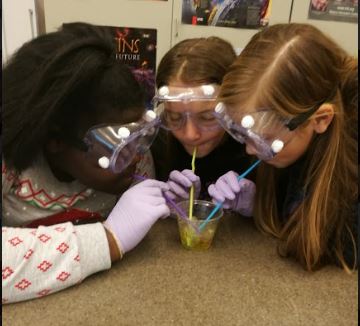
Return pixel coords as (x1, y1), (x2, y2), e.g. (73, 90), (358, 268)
(154, 84), (219, 102)
(214, 103), (289, 160)
(83, 111), (160, 173)
(153, 84), (221, 131)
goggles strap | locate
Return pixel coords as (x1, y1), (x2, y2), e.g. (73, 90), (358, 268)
(286, 104), (320, 131)
(285, 87), (337, 131)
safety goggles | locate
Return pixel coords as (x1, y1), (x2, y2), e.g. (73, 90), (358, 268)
(82, 110), (160, 173)
(214, 102), (320, 161)
(153, 84), (222, 131)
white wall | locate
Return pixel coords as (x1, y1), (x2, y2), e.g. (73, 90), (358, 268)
(291, 0), (358, 55)
(6, 1), (357, 66)
(43, 0), (357, 65)
(2, 0), (38, 63)
(43, 0), (294, 65)
(43, 0), (174, 68)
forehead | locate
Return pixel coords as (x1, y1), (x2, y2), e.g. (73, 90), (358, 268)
(157, 80), (219, 100)
(164, 101), (216, 113)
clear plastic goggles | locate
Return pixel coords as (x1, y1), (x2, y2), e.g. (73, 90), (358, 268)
(153, 84), (222, 131)
(213, 103), (296, 161)
(83, 110), (160, 173)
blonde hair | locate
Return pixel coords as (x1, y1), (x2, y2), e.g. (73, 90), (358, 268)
(219, 23), (358, 271)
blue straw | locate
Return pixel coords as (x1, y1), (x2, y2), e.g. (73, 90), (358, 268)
(199, 159), (261, 231)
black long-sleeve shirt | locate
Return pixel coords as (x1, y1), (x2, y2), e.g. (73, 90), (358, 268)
(151, 130), (253, 201)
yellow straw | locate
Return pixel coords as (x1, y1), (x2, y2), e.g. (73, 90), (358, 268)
(188, 147), (197, 220)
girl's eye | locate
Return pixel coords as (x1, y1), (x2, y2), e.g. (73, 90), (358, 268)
(165, 112), (182, 122)
(198, 112), (216, 121)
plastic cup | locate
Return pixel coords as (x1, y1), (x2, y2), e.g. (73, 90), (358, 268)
(176, 200), (223, 250)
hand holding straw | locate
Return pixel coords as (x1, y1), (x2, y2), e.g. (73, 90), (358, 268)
(132, 174), (200, 234)
(188, 147), (197, 220)
(199, 159), (261, 231)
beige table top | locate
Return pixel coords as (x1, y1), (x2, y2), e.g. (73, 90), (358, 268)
(2, 214), (358, 326)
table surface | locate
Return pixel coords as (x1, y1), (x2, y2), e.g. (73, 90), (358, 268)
(2, 214), (358, 326)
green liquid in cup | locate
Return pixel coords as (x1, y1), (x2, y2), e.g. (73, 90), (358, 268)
(176, 200), (223, 251)
(178, 215), (218, 250)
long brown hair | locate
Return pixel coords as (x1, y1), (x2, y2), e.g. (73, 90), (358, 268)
(156, 36), (236, 87)
(153, 37), (237, 180)
(219, 23), (358, 271)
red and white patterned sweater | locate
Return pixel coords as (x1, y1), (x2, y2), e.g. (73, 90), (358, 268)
(2, 152), (155, 304)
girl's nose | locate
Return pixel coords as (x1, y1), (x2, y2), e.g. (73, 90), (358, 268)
(182, 118), (201, 141)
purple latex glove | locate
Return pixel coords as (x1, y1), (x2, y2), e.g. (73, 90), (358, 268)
(208, 171), (256, 217)
(165, 169), (201, 202)
(104, 179), (170, 254)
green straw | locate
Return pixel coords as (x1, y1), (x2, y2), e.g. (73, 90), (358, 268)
(188, 147), (197, 220)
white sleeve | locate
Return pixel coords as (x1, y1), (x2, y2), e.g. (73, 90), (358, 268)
(2, 222), (111, 304)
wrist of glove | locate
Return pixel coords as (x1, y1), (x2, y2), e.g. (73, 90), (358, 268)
(165, 169), (201, 202)
(103, 179), (170, 254)
(208, 171), (256, 217)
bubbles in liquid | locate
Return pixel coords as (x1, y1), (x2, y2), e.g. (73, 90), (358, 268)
(178, 216), (217, 250)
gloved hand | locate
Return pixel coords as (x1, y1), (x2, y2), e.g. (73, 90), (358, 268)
(103, 179), (170, 253)
(165, 169), (201, 202)
(208, 171), (256, 217)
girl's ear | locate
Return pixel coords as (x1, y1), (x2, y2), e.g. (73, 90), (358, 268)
(312, 103), (335, 134)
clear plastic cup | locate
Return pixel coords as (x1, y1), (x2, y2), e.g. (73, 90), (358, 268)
(176, 200), (223, 250)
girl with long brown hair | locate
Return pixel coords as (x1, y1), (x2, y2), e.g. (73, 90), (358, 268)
(209, 23), (357, 271)
(152, 37), (255, 214)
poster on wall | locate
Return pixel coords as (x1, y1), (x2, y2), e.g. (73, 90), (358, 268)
(181, 0), (271, 29)
(308, 0), (358, 23)
(107, 25), (157, 109)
